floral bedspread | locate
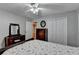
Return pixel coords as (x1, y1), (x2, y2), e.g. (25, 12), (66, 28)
(2, 40), (79, 55)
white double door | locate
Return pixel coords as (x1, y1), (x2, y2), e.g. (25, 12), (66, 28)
(48, 17), (67, 45)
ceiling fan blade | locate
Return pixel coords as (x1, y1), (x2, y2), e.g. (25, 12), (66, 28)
(38, 8), (51, 11)
(25, 3), (32, 8)
(25, 9), (31, 12)
(25, 3), (40, 8)
(25, 7), (50, 14)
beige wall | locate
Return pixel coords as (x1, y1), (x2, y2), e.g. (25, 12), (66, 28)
(0, 10), (26, 48)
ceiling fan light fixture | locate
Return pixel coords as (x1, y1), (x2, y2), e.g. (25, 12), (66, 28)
(25, 3), (40, 15)
(30, 8), (39, 14)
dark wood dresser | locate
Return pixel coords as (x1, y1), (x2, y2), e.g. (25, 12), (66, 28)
(5, 23), (25, 47)
(36, 28), (48, 41)
(5, 35), (25, 47)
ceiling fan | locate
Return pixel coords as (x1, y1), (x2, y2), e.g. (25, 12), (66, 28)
(25, 3), (46, 15)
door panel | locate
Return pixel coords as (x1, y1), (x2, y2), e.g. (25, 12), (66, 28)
(26, 22), (32, 40)
(55, 17), (67, 45)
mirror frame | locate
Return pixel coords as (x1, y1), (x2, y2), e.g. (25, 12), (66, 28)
(9, 23), (20, 36)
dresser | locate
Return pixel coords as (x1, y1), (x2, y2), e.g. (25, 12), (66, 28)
(5, 35), (25, 47)
(36, 28), (48, 41)
(5, 23), (25, 47)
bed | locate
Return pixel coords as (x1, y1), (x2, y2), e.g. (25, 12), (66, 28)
(2, 39), (79, 55)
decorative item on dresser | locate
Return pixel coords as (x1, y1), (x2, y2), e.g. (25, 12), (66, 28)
(5, 23), (25, 47)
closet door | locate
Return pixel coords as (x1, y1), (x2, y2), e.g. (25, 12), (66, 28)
(55, 17), (67, 45)
(26, 21), (32, 40)
(47, 19), (56, 42)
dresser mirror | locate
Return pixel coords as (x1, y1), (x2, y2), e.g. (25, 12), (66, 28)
(9, 23), (20, 36)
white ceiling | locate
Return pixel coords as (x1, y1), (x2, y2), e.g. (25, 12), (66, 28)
(0, 3), (79, 17)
